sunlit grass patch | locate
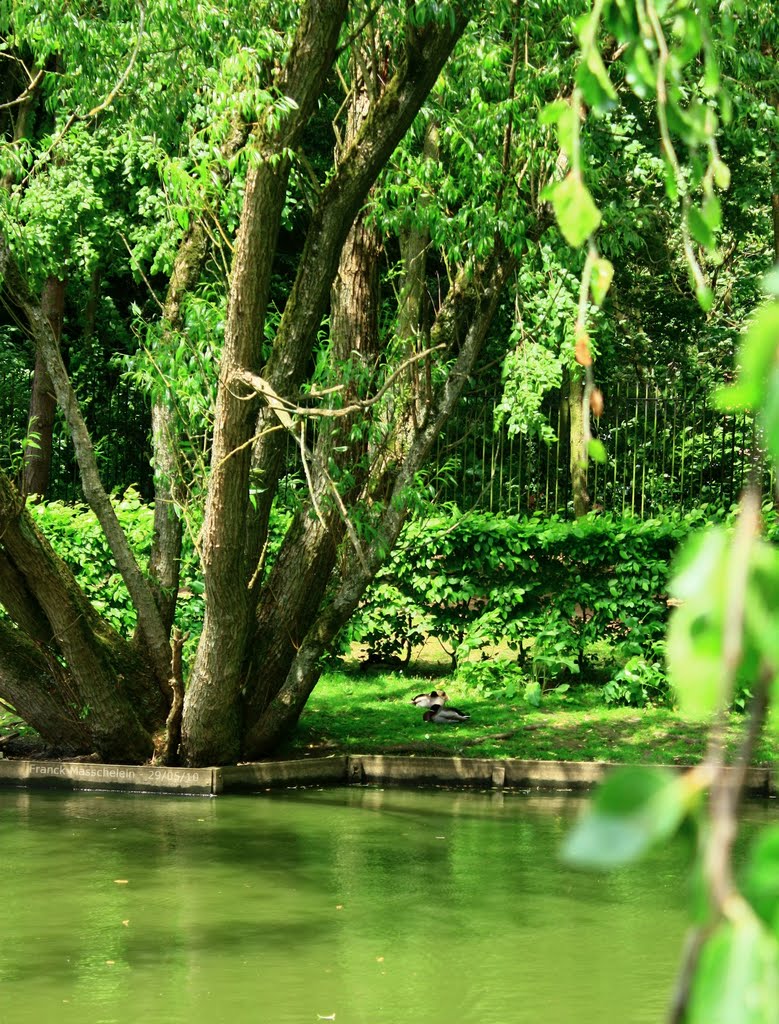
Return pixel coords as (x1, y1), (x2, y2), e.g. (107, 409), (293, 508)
(278, 665), (778, 768)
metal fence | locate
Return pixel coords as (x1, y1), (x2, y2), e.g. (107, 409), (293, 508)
(0, 363), (153, 501)
(434, 381), (770, 516)
(1, 365), (771, 514)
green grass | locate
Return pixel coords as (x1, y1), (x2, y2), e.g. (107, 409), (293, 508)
(277, 666), (779, 767)
(3, 664), (776, 768)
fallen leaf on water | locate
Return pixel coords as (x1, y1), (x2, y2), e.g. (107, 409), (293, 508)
(335, 904), (343, 910)
(122, 920), (130, 927)
(376, 956), (384, 963)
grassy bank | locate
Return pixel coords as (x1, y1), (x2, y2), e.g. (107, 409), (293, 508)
(278, 666), (778, 768)
(2, 664), (775, 768)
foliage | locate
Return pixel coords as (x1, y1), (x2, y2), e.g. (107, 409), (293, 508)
(557, 7), (779, 1007)
(345, 506), (708, 694)
(26, 489), (153, 637)
(601, 644), (669, 708)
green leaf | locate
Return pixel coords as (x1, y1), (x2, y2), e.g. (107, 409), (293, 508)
(669, 527), (729, 601)
(745, 542), (779, 670)
(695, 284), (714, 312)
(688, 205), (716, 250)
(555, 105), (579, 162)
(561, 767), (690, 869)
(666, 603), (724, 717)
(671, 9), (703, 66)
(588, 438), (607, 463)
(714, 300), (779, 411)
(624, 42), (655, 98)
(760, 365), (779, 473)
(590, 257), (614, 305)
(713, 158), (731, 190)
(687, 919), (779, 1024)
(574, 14), (617, 114)
(701, 194), (722, 233)
(523, 681), (542, 707)
(538, 100), (569, 126)
(544, 172), (601, 248)
(666, 528), (729, 717)
(744, 827), (779, 933)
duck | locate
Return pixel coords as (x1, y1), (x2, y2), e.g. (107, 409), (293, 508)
(411, 689), (449, 708)
(422, 703), (470, 724)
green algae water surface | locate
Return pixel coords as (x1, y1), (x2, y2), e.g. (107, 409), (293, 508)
(0, 784), (726, 1024)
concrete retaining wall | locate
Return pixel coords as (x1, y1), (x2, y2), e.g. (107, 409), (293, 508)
(215, 756), (347, 793)
(0, 758), (214, 795)
(0, 754), (773, 797)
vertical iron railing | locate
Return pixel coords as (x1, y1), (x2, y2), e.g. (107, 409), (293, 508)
(0, 362), (769, 516)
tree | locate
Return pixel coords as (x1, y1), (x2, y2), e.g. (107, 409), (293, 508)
(1, 0), (770, 772)
(1, 0), (544, 764)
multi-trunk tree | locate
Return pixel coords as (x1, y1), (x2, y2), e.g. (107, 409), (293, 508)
(0, 0), (551, 764)
(0, 0), (770, 766)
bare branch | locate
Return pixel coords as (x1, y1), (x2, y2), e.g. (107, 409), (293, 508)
(233, 342), (446, 421)
(87, 2), (147, 116)
(0, 68), (45, 111)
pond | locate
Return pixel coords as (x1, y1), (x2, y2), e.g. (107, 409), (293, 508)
(2, 784), (771, 1024)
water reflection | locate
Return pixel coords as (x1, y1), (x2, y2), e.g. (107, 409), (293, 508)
(4, 785), (770, 1024)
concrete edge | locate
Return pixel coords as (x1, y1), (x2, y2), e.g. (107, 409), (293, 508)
(0, 758), (214, 795)
(0, 754), (773, 797)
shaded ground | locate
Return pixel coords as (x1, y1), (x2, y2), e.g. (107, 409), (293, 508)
(2, 661), (774, 767)
(277, 666), (776, 768)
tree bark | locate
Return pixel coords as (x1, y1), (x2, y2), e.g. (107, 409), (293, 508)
(0, 470), (166, 760)
(0, 236), (174, 693)
(180, 0), (351, 765)
(0, 618), (91, 750)
(247, 10), (471, 550)
(242, 61), (383, 732)
(149, 114), (250, 639)
(22, 275), (64, 498)
(148, 223), (208, 634)
(244, 245), (516, 756)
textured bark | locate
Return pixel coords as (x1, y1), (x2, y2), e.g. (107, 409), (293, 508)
(22, 276), (64, 498)
(244, 246), (516, 757)
(243, 70), (382, 732)
(0, 236), (173, 693)
(148, 224), (208, 633)
(149, 115), (249, 637)
(0, 471), (166, 760)
(180, 0), (350, 765)
(247, 10), (471, 552)
(0, 619), (91, 750)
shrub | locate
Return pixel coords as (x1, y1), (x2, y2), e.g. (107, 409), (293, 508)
(345, 506), (708, 688)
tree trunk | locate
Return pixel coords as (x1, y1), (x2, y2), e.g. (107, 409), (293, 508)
(180, 0), (350, 765)
(244, 246), (516, 757)
(22, 275), (64, 498)
(182, 1), (470, 765)
(0, 618), (91, 750)
(148, 224), (208, 635)
(0, 234), (174, 694)
(246, 12), (471, 553)
(0, 470), (166, 760)
(242, 62), (383, 734)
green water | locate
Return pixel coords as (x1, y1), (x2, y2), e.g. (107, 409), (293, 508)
(2, 784), (766, 1024)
